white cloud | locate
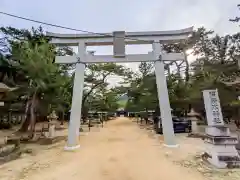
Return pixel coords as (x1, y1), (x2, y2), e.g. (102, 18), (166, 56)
(1, 0), (240, 85)
(134, 0), (239, 34)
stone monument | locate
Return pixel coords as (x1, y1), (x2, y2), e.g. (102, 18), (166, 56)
(203, 89), (240, 168)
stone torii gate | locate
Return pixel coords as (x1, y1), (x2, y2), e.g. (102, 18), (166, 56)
(47, 27), (193, 150)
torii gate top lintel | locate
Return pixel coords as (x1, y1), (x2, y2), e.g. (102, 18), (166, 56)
(49, 27), (193, 64)
(46, 27), (193, 46)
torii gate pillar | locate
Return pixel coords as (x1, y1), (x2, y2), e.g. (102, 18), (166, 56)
(153, 41), (177, 147)
(64, 43), (86, 150)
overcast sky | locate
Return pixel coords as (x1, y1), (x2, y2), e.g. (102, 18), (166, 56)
(1, 0), (240, 85)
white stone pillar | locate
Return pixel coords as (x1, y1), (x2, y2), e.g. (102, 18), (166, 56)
(152, 41), (177, 147)
(191, 120), (198, 133)
(49, 124), (56, 138)
(65, 42), (86, 150)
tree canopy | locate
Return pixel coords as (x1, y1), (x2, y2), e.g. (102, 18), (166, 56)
(125, 27), (240, 119)
(1, 22), (240, 132)
(0, 26), (128, 132)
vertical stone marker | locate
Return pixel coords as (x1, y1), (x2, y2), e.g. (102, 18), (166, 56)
(203, 89), (224, 126)
(203, 89), (240, 168)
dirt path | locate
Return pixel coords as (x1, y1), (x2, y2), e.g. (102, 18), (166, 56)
(0, 117), (207, 180)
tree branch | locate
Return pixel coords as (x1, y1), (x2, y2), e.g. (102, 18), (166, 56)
(82, 72), (110, 106)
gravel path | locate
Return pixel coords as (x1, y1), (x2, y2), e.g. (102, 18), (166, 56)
(0, 117), (211, 180)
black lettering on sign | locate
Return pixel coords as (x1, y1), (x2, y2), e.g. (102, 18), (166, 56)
(209, 91), (216, 97)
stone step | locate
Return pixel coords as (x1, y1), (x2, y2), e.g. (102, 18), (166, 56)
(236, 142), (240, 150)
(206, 126), (230, 137)
(205, 143), (238, 153)
(203, 152), (240, 168)
(205, 135), (238, 145)
(218, 155), (240, 162)
(224, 162), (240, 168)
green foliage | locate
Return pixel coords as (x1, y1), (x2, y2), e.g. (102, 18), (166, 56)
(82, 62), (130, 114)
(0, 26), (73, 119)
(125, 27), (240, 118)
(125, 62), (157, 112)
(86, 86), (119, 112)
(117, 99), (128, 108)
(2, 23), (240, 130)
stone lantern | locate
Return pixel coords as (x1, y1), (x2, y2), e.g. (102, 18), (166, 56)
(46, 110), (58, 138)
(47, 110), (58, 121)
(187, 108), (200, 133)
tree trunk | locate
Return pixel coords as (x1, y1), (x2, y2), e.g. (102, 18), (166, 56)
(8, 110), (12, 127)
(145, 108), (148, 124)
(166, 66), (171, 75)
(19, 115), (31, 132)
(81, 74), (109, 109)
(61, 111), (64, 125)
(29, 91), (37, 137)
(82, 82), (104, 107)
(18, 100), (31, 132)
(173, 61), (182, 78)
(82, 106), (88, 124)
(184, 52), (190, 82)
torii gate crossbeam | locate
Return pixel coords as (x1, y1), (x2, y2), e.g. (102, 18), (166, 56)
(47, 27), (193, 150)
